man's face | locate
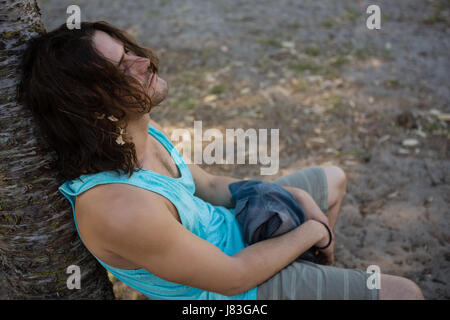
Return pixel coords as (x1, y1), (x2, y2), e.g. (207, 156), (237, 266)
(92, 30), (168, 107)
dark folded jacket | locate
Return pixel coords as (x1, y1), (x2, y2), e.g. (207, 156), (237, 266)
(229, 180), (318, 263)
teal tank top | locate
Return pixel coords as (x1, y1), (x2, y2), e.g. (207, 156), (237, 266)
(58, 123), (258, 300)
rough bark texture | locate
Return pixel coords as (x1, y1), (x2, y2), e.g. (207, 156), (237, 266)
(0, 0), (114, 299)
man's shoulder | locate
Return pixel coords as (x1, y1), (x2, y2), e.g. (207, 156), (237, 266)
(74, 184), (175, 270)
(76, 183), (165, 223)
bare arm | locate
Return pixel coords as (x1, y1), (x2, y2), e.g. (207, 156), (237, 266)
(230, 219), (329, 295)
(283, 186), (330, 226)
(188, 163), (331, 229)
(188, 165), (241, 208)
(91, 186), (330, 297)
(148, 118), (325, 217)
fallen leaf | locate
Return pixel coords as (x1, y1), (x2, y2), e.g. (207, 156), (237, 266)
(378, 135), (390, 143)
(309, 137), (326, 144)
(402, 139), (419, 147)
(203, 94), (217, 103)
(281, 41), (295, 48)
(387, 191), (398, 199)
(437, 113), (450, 122)
(429, 109), (441, 116)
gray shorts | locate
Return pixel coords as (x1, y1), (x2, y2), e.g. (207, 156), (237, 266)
(256, 166), (379, 300)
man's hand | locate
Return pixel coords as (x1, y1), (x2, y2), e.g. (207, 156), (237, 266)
(283, 186), (335, 265)
(283, 186), (330, 227)
(316, 233), (335, 265)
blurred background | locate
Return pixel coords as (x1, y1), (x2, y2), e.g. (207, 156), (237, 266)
(11, 0), (447, 299)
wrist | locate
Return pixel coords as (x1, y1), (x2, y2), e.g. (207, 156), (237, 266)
(311, 220), (330, 248)
(315, 221), (333, 249)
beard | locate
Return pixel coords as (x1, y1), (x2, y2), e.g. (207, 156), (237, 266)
(148, 74), (168, 107)
(121, 71), (169, 118)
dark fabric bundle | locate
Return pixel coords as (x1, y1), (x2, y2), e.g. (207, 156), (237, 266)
(229, 180), (318, 263)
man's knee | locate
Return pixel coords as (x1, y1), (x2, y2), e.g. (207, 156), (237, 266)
(334, 166), (347, 194)
(380, 274), (424, 300)
(321, 165), (347, 205)
(398, 278), (424, 300)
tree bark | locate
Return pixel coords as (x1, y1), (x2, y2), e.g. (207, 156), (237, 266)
(0, 0), (114, 299)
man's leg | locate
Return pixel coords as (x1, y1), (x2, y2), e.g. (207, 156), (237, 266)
(319, 167), (424, 299)
(256, 261), (425, 300)
(320, 165), (347, 231)
(268, 165), (425, 300)
(379, 274), (425, 300)
(273, 165), (346, 230)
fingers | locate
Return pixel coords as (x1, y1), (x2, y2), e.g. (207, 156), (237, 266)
(316, 241), (335, 265)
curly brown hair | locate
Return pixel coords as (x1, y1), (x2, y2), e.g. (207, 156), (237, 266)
(17, 21), (160, 181)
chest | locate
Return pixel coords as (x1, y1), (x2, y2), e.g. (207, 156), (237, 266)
(141, 137), (181, 180)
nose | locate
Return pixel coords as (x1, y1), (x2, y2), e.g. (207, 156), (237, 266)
(127, 56), (150, 75)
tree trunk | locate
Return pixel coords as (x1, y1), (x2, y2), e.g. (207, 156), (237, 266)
(0, 0), (114, 299)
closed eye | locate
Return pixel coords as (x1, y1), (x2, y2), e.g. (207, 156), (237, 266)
(117, 46), (132, 68)
(119, 47), (133, 72)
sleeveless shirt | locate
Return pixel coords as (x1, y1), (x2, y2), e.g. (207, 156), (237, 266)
(58, 123), (258, 300)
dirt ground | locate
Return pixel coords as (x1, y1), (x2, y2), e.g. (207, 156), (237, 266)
(2, 0), (448, 299)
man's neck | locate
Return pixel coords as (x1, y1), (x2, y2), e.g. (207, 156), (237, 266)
(124, 113), (151, 163)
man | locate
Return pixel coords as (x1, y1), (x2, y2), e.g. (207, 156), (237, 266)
(17, 21), (423, 300)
